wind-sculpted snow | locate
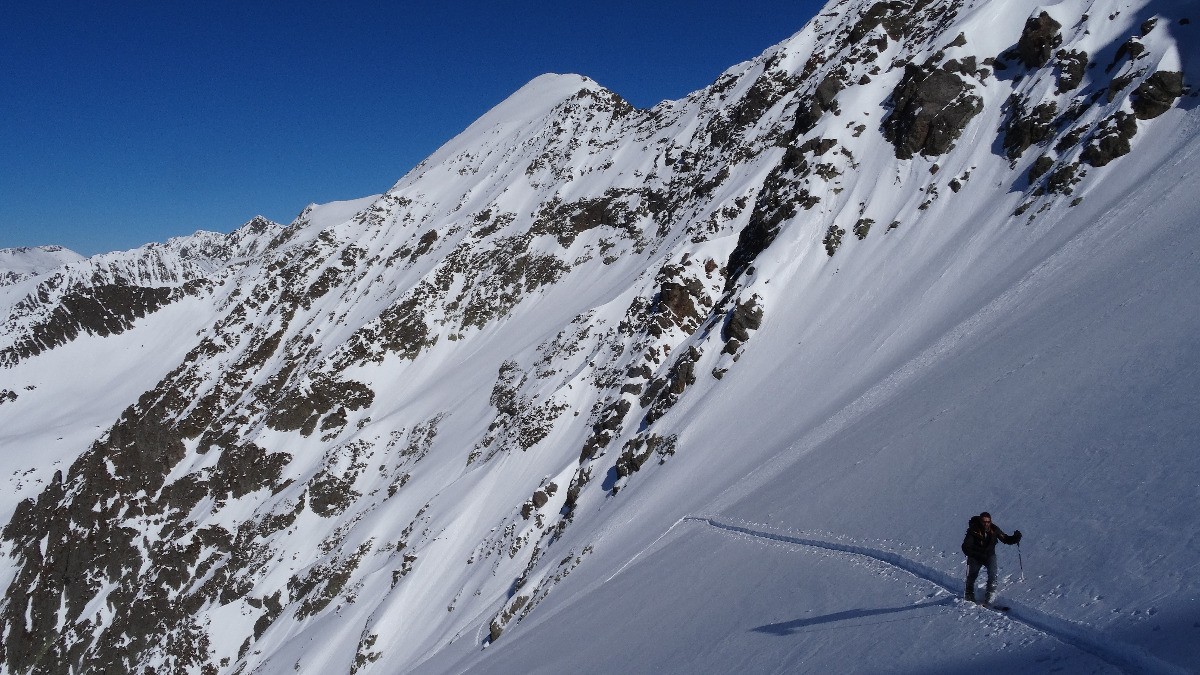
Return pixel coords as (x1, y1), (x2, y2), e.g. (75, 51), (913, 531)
(1, 0), (1197, 672)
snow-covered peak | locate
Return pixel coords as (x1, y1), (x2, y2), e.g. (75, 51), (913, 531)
(0, 245), (85, 286)
(291, 196), (382, 231)
(483, 73), (609, 126)
(392, 73), (620, 190)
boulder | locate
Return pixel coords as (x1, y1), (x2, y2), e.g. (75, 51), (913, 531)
(1017, 12), (1063, 68)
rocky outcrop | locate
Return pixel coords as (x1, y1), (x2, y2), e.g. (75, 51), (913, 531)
(1016, 12), (1063, 69)
(1132, 71), (1185, 119)
(722, 296), (764, 355)
(1082, 112), (1139, 167)
(883, 64), (984, 159)
(0, 282), (203, 367)
(1003, 98), (1058, 160)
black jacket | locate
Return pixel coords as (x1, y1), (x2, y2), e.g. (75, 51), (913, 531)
(961, 521), (1019, 562)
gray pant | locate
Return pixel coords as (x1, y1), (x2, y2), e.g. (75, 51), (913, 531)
(966, 555), (998, 599)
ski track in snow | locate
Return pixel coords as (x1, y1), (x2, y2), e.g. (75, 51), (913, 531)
(678, 515), (1187, 675)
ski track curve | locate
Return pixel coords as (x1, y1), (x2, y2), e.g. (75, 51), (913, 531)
(683, 515), (1188, 675)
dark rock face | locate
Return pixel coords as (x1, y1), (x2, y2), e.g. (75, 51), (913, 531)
(722, 296), (764, 355)
(724, 145), (822, 291)
(613, 433), (678, 485)
(531, 190), (644, 248)
(1045, 162), (1082, 194)
(1056, 50), (1089, 93)
(823, 224), (847, 256)
(1016, 12), (1063, 69)
(640, 347), (700, 426)
(1028, 155), (1055, 183)
(794, 73), (846, 135)
(0, 395), (294, 674)
(1003, 98), (1058, 159)
(264, 375), (375, 437)
(725, 206), (785, 290)
(334, 296), (433, 368)
(1132, 71), (1185, 119)
(578, 398), (631, 463)
(847, 1), (911, 45)
(1083, 112), (1139, 166)
(883, 64), (984, 159)
(650, 265), (708, 337)
(1, 283), (183, 366)
(711, 66), (802, 153)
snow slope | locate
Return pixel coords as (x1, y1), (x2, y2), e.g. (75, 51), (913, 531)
(1, 0), (1197, 673)
(423, 108), (1200, 675)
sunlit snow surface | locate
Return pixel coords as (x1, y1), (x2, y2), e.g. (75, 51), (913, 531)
(2, 0), (1199, 672)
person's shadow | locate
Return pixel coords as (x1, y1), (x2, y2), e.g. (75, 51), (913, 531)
(752, 597), (955, 635)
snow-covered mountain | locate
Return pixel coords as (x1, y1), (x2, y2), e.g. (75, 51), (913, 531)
(2, 0), (1197, 673)
(0, 246), (85, 287)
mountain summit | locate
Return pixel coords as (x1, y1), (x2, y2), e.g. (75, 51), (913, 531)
(2, 0), (1198, 672)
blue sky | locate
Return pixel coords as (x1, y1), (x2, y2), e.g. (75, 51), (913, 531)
(1, 2), (825, 256)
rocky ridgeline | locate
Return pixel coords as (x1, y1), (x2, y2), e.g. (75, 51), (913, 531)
(0, 0), (1193, 672)
(0, 217), (279, 367)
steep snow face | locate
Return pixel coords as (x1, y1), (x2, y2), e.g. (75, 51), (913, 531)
(1, 0), (1198, 673)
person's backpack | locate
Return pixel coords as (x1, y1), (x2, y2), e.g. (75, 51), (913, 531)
(961, 516), (984, 558)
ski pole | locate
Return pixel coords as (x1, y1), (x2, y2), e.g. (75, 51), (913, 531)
(1017, 542), (1024, 581)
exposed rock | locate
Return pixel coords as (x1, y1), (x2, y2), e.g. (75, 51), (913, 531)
(882, 64), (984, 159)
(723, 132), (828, 292)
(1107, 38), (1147, 72)
(307, 470), (361, 517)
(723, 296), (764, 345)
(578, 399), (632, 462)
(211, 444), (291, 500)
(531, 189), (646, 248)
(846, 1), (911, 44)
(1082, 112), (1138, 166)
(1056, 50), (1089, 93)
(1003, 98), (1058, 159)
(793, 73), (846, 135)
(710, 67), (803, 151)
(824, 224), (847, 256)
(1016, 12), (1063, 68)
(641, 347), (701, 425)
(1131, 71), (1185, 119)
(650, 264), (709, 337)
(613, 433), (679, 486)
(722, 296), (764, 355)
(1045, 161), (1082, 194)
(1, 283), (181, 366)
(265, 374), (375, 437)
(335, 296), (432, 366)
(1028, 155), (1055, 183)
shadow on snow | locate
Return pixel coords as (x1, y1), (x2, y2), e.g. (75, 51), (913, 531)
(751, 597), (955, 636)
